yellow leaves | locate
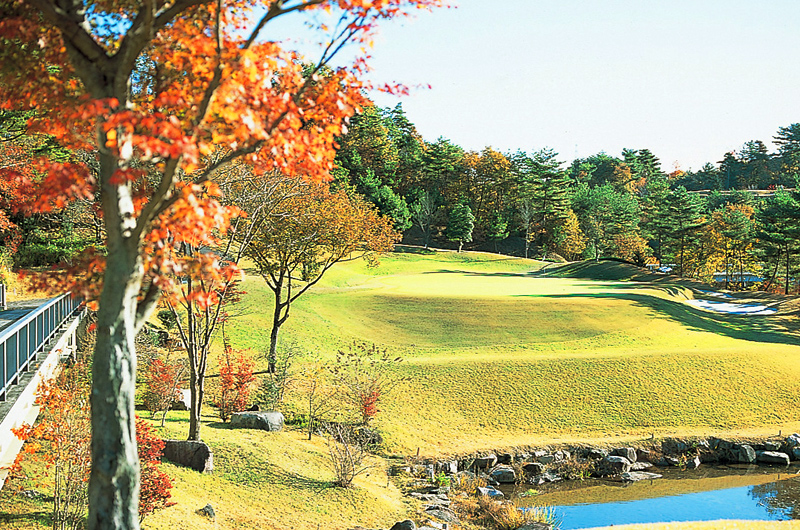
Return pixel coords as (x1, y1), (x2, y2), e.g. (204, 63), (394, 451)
(105, 128), (117, 148)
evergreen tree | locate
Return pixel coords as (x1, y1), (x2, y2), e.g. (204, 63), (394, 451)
(666, 186), (707, 276)
(446, 202), (475, 253)
(774, 123), (800, 185)
(756, 190), (800, 293)
(639, 175), (672, 266)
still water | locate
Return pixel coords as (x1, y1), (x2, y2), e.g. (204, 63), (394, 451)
(512, 465), (800, 529)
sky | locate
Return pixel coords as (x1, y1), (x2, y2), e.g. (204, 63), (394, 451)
(275, 0), (800, 171)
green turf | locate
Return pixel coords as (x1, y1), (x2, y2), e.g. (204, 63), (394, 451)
(226, 248), (800, 454)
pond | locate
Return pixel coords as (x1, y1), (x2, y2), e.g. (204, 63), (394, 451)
(511, 464), (800, 529)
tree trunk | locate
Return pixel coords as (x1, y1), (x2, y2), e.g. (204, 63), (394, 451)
(88, 246), (141, 529)
(524, 226), (529, 259)
(786, 247), (791, 295)
(187, 365), (205, 441)
(268, 323), (281, 373)
(457, 240), (463, 253)
(268, 285), (284, 373)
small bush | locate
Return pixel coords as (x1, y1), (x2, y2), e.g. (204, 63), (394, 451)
(213, 345), (255, 422)
(156, 309), (178, 330)
(324, 423), (373, 488)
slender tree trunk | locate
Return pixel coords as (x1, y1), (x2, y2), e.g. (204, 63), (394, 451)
(524, 226), (530, 259)
(458, 240), (463, 253)
(88, 237), (141, 529)
(268, 283), (284, 373)
(786, 247), (791, 295)
(268, 323), (281, 373)
(187, 363), (204, 441)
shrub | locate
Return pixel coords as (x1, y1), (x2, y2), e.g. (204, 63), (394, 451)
(136, 419), (175, 522)
(13, 360), (175, 527)
(142, 353), (187, 426)
(324, 423), (373, 488)
(331, 342), (407, 425)
(213, 344), (255, 422)
(13, 360), (92, 530)
(156, 309), (178, 330)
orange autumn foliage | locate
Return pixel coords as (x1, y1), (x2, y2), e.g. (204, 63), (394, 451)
(0, 2), (445, 526)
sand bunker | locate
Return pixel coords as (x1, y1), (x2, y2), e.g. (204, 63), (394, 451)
(686, 299), (777, 315)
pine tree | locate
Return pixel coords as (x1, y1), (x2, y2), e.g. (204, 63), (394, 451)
(446, 202), (475, 253)
(667, 187), (707, 276)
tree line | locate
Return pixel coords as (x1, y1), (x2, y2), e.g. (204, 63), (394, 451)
(334, 104), (800, 292)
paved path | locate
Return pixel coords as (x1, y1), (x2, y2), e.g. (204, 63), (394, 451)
(0, 299), (49, 334)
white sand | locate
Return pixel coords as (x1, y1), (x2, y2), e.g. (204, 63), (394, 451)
(686, 299), (777, 315)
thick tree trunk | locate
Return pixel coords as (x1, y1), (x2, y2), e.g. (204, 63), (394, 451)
(88, 249), (141, 530)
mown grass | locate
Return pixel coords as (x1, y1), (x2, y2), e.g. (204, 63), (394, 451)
(1, 411), (408, 530)
(6, 248), (800, 530)
(227, 248), (800, 455)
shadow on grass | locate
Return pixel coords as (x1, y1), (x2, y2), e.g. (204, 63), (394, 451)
(527, 292), (800, 346)
(393, 245), (439, 255)
(423, 268), (541, 278)
(0, 510), (52, 527)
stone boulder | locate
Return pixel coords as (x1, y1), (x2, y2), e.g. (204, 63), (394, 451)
(424, 506), (460, 525)
(476, 486), (504, 498)
(783, 433), (800, 454)
(684, 455), (701, 470)
(474, 454), (497, 470)
(496, 452), (514, 465)
(389, 521), (416, 530)
(612, 447), (637, 463)
(619, 471), (662, 482)
(587, 448), (609, 459)
(522, 462), (545, 477)
(536, 453), (556, 464)
(230, 411), (284, 432)
(489, 465), (516, 484)
(163, 440), (213, 473)
(737, 445), (756, 464)
(595, 455), (631, 476)
(196, 503), (215, 521)
(436, 460), (458, 475)
(662, 438), (690, 455)
(757, 451), (791, 466)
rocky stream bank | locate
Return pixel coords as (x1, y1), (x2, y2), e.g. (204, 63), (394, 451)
(358, 433), (800, 530)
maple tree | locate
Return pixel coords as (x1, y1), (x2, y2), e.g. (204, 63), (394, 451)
(12, 361), (174, 528)
(245, 179), (398, 371)
(211, 341), (256, 421)
(141, 351), (187, 427)
(13, 360), (92, 530)
(135, 419), (175, 523)
(0, 1), (443, 528)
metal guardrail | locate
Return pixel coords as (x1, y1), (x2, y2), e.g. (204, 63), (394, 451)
(0, 294), (82, 401)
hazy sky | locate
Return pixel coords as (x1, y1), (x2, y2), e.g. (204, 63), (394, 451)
(279, 0), (800, 171)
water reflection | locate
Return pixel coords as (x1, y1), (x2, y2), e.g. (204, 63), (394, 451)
(750, 477), (800, 520)
(512, 465), (800, 530)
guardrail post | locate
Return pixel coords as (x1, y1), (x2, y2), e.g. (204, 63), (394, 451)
(0, 284), (6, 311)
